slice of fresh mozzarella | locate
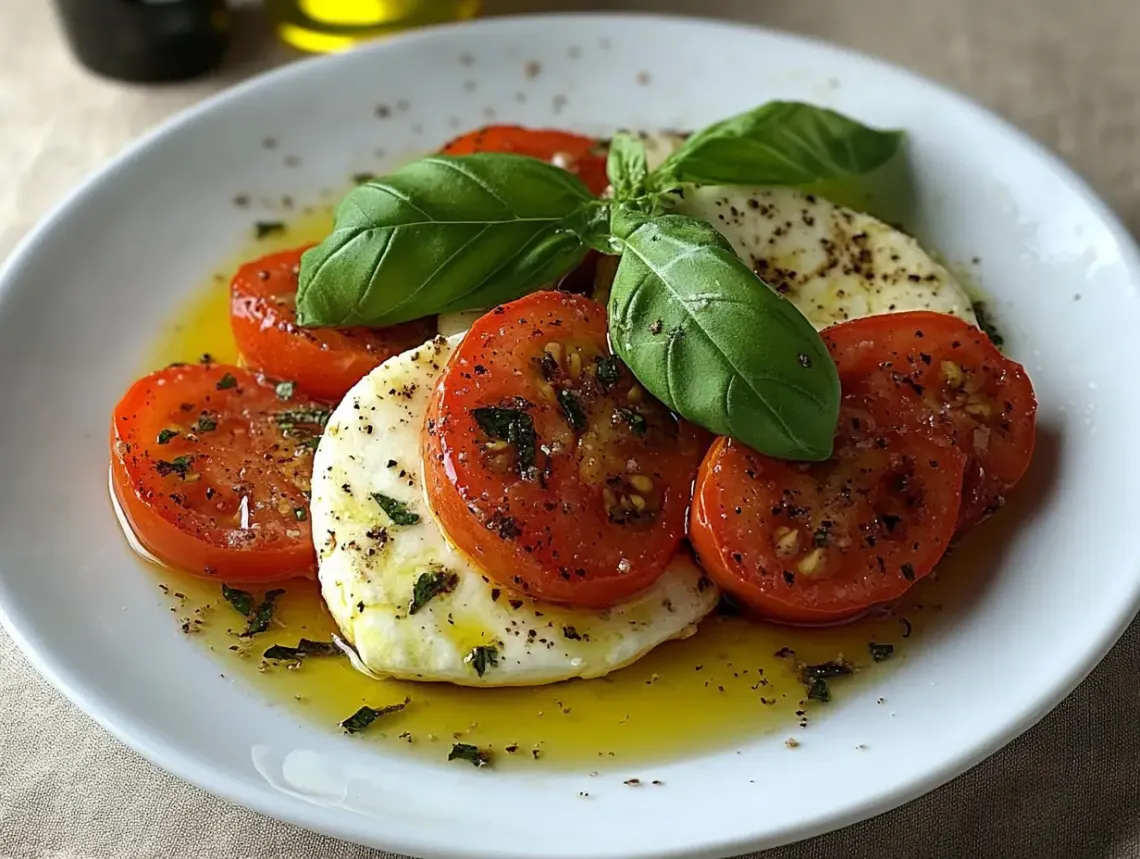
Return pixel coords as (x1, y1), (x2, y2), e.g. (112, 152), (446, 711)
(672, 185), (978, 329)
(310, 335), (719, 687)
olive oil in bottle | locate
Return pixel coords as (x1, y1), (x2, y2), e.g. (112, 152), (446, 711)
(265, 0), (482, 53)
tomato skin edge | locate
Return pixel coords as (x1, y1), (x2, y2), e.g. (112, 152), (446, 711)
(110, 451), (313, 584)
(689, 432), (966, 627)
(108, 364), (318, 584)
(422, 290), (701, 608)
(110, 418), (316, 583)
(821, 310), (1038, 533)
(229, 246), (437, 402)
(689, 467), (867, 626)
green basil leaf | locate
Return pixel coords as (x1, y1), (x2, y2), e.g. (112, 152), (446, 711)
(471, 406), (537, 474)
(221, 584), (254, 617)
(606, 132), (649, 200)
(296, 154), (607, 327)
(464, 645), (499, 677)
(371, 492), (420, 527)
(653, 101), (903, 188)
(448, 742), (491, 767)
(340, 698), (409, 734)
(240, 588), (285, 637)
(607, 208), (839, 461)
(263, 639), (341, 661)
(408, 569), (459, 615)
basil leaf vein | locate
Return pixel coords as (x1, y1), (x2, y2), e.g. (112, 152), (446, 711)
(608, 208), (839, 460)
(653, 101), (903, 188)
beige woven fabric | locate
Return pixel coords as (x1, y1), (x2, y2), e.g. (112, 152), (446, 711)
(2, 1), (1139, 857)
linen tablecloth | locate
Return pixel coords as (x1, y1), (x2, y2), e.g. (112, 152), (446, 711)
(2, 1), (1139, 856)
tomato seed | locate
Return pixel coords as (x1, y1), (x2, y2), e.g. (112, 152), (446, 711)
(774, 527), (800, 558)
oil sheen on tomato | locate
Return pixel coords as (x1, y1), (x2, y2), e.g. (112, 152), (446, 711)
(141, 214), (980, 769)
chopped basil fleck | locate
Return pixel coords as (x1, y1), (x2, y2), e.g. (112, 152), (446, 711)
(409, 569), (459, 614)
(801, 659), (854, 704)
(274, 408), (331, 430)
(275, 381), (295, 400)
(263, 638), (340, 661)
(156, 428), (179, 445)
(539, 351), (559, 380)
(615, 407), (647, 435)
(240, 589), (286, 637)
(802, 660), (854, 680)
(293, 507), (307, 521)
(471, 406), (536, 473)
(869, 642), (895, 663)
(807, 677), (831, 702)
(216, 373), (238, 390)
(341, 698), (409, 734)
(221, 584), (254, 617)
(372, 492), (420, 526)
(594, 355), (621, 389)
(255, 221), (286, 240)
(465, 645), (499, 677)
(972, 301), (1004, 348)
(556, 388), (587, 432)
(155, 455), (193, 478)
(448, 742), (491, 767)
(193, 415), (217, 433)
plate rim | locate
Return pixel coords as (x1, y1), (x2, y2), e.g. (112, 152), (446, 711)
(2, 11), (1140, 859)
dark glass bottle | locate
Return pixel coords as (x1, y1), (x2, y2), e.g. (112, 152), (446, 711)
(53, 0), (230, 83)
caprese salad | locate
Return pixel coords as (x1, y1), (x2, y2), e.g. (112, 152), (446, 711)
(110, 102), (1036, 747)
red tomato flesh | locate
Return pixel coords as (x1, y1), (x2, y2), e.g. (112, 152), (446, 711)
(423, 291), (705, 608)
(110, 363), (324, 582)
(230, 247), (437, 401)
(440, 125), (609, 196)
(823, 311), (1037, 529)
(691, 400), (967, 625)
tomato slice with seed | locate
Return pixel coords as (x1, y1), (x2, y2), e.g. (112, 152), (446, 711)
(110, 363), (324, 582)
(690, 399), (967, 625)
(439, 125), (609, 196)
(230, 247), (437, 401)
(823, 311), (1037, 529)
(423, 291), (704, 607)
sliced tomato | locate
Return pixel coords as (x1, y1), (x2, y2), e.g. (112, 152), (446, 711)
(440, 125), (609, 196)
(823, 311), (1037, 529)
(423, 291), (704, 608)
(230, 247), (437, 401)
(110, 363), (326, 582)
(690, 401), (967, 625)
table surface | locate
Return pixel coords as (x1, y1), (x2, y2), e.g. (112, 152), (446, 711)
(2, 2), (1139, 857)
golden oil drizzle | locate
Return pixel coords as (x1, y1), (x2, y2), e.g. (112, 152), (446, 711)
(142, 212), (986, 770)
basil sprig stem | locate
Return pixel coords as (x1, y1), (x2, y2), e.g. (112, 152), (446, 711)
(299, 101), (903, 460)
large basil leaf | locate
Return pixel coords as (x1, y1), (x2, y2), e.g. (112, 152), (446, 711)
(296, 154), (606, 327)
(608, 208), (839, 461)
(652, 101), (903, 189)
(606, 132), (649, 200)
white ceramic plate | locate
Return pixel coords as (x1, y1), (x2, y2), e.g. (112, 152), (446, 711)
(2, 13), (1139, 859)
